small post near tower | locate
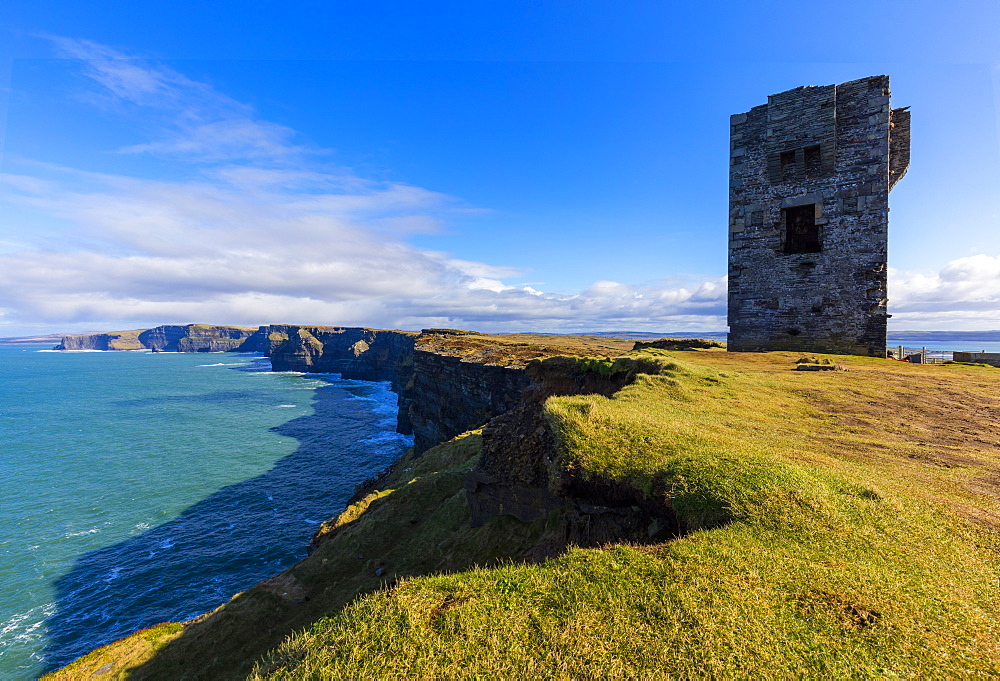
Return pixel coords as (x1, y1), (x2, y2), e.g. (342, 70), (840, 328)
(727, 75), (910, 356)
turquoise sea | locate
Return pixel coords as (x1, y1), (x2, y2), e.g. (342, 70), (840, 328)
(0, 345), (411, 679)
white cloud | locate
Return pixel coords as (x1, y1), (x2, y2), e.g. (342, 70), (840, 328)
(889, 254), (1000, 329)
(47, 37), (310, 162)
(0, 38), (731, 336)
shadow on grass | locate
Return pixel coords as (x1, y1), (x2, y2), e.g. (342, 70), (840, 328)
(41, 376), (409, 674)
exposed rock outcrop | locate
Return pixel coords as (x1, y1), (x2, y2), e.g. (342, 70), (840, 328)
(466, 355), (681, 557)
(407, 349), (530, 453)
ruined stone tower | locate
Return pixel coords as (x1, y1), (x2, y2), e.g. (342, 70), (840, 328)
(727, 75), (909, 356)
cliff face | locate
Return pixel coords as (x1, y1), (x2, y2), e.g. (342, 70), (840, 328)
(265, 326), (418, 433)
(403, 332), (634, 455)
(56, 325), (259, 352)
(407, 349), (530, 453)
(236, 326), (287, 354)
(138, 324), (258, 352)
(267, 326), (417, 384)
(262, 325), (526, 446)
(263, 328), (635, 457)
(54, 330), (145, 351)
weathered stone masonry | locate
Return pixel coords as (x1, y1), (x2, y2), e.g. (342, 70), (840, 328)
(727, 75), (909, 355)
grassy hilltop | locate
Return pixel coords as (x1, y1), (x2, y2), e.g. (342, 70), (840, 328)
(49, 348), (1000, 678)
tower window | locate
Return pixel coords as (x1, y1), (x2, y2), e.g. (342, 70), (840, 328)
(780, 150), (796, 180)
(784, 204), (821, 254)
(804, 145), (822, 177)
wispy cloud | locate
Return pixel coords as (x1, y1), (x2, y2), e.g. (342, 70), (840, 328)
(888, 254), (1000, 329)
(1, 38), (728, 335)
(47, 36), (309, 161)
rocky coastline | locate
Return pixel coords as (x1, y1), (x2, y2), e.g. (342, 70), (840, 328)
(54, 324), (262, 352)
(55, 324), (635, 468)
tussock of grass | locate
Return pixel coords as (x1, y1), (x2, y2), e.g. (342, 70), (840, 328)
(632, 337), (727, 351)
(254, 351), (1000, 678)
(39, 623), (183, 680)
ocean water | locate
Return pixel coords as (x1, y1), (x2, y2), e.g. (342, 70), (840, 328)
(0, 345), (412, 679)
(886, 339), (1000, 357)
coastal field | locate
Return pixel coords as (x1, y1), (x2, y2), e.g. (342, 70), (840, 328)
(46, 346), (1000, 678)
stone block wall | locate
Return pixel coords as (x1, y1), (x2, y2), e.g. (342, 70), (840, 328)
(727, 75), (909, 356)
(952, 352), (1000, 368)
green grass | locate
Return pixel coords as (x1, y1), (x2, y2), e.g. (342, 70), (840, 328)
(252, 351), (1000, 678)
(49, 349), (1000, 678)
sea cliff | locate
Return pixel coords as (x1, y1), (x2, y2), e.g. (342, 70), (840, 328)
(55, 324), (260, 352)
(54, 329), (147, 351)
(262, 326), (632, 452)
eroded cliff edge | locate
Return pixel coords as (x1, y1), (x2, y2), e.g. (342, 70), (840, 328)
(262, 326), (635, 454)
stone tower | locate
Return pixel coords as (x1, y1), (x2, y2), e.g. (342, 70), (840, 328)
(727, 75), (909, 356)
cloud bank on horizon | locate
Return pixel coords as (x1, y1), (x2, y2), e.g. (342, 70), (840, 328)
(1, 38), (999, 335)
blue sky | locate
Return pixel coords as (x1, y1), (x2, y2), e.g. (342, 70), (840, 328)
(2, 1), (1000, 335)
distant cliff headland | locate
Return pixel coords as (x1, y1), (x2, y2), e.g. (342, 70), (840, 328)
(55, 324), (263, 352)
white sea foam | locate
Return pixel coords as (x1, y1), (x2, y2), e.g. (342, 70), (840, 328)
(197, 362), (246, 367)
(103, 567), (123, 583)
(359, 431), (414, 456)
(65, 528), (100, 537)
(0, 610), (32, 639)
(37, 348), (105, 352)
(359, 431), (405, 444)
(276, 404), (297, 408)
(0, 603), (54, 647)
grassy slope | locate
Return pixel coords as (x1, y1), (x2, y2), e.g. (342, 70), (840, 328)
(49, 349), (1000, 678)
(254, 350), (1000, 678)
